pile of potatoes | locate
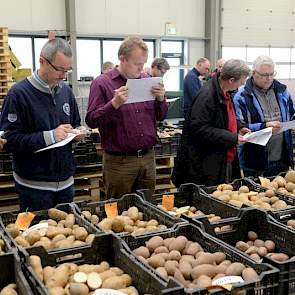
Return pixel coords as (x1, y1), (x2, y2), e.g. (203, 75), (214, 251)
(157, 205), (231, 233)
(5, 208), (97, 250)
(260, 171), (295, 196)
(0, 284), (18, 295)
(235, 231), (294, 262)
(93, 206), (167, 235)
(211, 184), (289, 210)
(132, 235), (260, 291)
(30, 255), (139, 295)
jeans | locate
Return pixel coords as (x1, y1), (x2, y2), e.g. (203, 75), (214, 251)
(15, 183), (75, 212)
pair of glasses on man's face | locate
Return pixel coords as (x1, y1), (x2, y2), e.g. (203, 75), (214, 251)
(255, 70), (277, 78)
(42, 56), (72, 74)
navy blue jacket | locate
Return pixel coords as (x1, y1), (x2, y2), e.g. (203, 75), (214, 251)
(233, 78), (294, 171)
(0, 79), (81, 182)
(183, 68), (202, 116)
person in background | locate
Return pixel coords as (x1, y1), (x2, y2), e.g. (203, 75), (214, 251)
(102, 61), (114, 74)
(172, 59), (251, 187)
(86, 37), (167, 199)
(150, 58), (170, 77)
(183, 57), (211, 117)
(210, 58), (226, 79)
(0, 38), (86, 211)
(234, 55), (294, 177)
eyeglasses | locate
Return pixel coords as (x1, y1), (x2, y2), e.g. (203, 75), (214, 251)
(255, 70), (277, 78)
(41, 56), (72, 74)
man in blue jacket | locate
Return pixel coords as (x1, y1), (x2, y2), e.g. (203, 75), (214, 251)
(234, 55), (294, 177)
(183, 57), (210, 117)
(0, 38), (86, 211)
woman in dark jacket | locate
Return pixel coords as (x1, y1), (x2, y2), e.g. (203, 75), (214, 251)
(172, 59), (251, 187)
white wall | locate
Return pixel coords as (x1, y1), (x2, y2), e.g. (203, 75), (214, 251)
(0, 0), (66, 32)
(75, 0), (205, 38)
(221, 0), (295, 47)
(0, 0), (206, 66)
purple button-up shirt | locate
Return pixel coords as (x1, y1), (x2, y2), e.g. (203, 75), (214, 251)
(86, 68), (168, 152)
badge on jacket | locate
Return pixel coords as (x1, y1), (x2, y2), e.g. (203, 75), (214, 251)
(8, 113), (17, 122)
(63, 103), (70, 116)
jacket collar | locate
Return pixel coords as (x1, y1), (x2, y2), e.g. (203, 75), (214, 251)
(212, 73), (227, 104)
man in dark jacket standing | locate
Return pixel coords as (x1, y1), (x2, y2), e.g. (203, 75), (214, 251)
(234, 56), (294, 177)
(0, 38), (86, 211)
(172, 59), (250, 187)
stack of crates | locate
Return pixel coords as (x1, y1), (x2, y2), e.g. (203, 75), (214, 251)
(0, 27), (12, 105)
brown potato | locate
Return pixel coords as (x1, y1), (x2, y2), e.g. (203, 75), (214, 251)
(248, 231), (258, 241)
(48, 208), (68, 221)
(225, 262), (245, 276)
(145, 236), (164, 252)
(147, 254), (165, 268)
(242, 267), (260, 282)
(133, 246), (150, 259)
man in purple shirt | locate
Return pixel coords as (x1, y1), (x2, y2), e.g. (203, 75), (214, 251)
(86, 37), (168, 198)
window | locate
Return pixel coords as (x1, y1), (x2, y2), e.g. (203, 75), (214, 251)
(222, 47), (294, 79)
(222, 47), (246, 61)
(76, 39), (101, 80)
(8, 37), (33, 69)
(102, 39), (155, 68)
(161, 40), (184, 91)
(34, 38), (48, 69)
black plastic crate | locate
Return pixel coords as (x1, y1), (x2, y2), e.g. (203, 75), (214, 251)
(122, 223), (279, 295)
(23, 234), (184, 295)
(0, 253), (34, 294)
(246, 173), (295, 207)
(202, 177), (295, 211)
(154, 144), (163, 156)
(138, 183), (240, 226)
(0, 203), (101, 255)
(74, 193), (186, 236)
(196, 208), (295, 295)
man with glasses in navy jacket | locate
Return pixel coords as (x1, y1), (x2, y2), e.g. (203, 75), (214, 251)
(0, 38), (86, 211)
(234, 55), (295, 177)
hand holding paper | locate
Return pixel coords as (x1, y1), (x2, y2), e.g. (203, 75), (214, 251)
(242, 127), (273, 146)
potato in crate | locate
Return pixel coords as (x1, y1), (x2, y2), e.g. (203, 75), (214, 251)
(195, 208), (295, 295)
(138, 183), (240, 233)
(74, 193), (186, 237)
(0, 203), (101, 255)
(23, 233), (184, 295)
(122, 223), (279, 294)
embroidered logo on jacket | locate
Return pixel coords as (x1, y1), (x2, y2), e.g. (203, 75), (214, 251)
(63, 103), (70, 116)
(8, 113), (17, 122)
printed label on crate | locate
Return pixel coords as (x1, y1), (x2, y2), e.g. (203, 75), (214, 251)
(21, 223), (48, 237)
(93, 289), (125, 295)
(162, 194), (175, 211)
(15, 211), (35, 230)
(210, 276), (244, 291)
(105, 202), (118, 218)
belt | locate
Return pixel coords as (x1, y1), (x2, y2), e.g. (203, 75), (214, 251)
(106, 149), (150, 158)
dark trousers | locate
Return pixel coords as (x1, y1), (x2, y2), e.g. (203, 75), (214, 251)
(15, 183), (74, 212)
(243, 161), (289, 178)
(103, 150), (156, 199)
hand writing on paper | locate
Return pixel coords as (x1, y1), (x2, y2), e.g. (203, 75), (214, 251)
(266, 121), (281, 135)
(54, 124), (73, 142)
(112, 86), (128, 109)
(152, 82), (165, 102)
(238, 134), (248, 144)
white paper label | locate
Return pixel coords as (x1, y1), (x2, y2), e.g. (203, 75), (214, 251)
(21, 223), (49, 237)
(212, 276), (244, 286)
(93, 290), (125, 295)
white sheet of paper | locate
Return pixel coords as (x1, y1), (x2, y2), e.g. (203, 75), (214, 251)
(242, 127), (273, 146)
(278, 120), (295, 133)
(0, 131), (4, 137)
(35, 132), (78, 153)
(125, 77), (162, 104)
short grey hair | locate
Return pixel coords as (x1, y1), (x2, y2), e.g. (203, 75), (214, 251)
(220, 59), (250, 80)
(252, 55), (275, 71)
(151, 58), (170, 71)
(196, 57), (209, 65)
(41, 38), (72, 62)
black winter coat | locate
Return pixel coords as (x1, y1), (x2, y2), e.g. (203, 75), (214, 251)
(172, 75), (241, 187)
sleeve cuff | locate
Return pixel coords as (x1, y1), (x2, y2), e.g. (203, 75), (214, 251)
(43, 130), (56, 146)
